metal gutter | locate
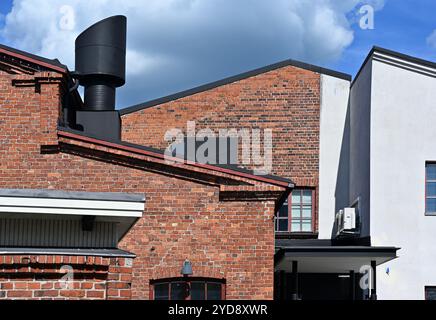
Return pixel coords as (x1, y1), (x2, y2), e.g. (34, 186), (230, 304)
(0, 247), (136, 258)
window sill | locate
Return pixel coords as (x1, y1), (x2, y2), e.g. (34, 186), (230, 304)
(425, 212), (436, 216)
(275, 231), (318, 239)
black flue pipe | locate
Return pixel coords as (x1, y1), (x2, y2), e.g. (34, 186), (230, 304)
(74, 15), (126, 111)
(83, 79), (116, 111)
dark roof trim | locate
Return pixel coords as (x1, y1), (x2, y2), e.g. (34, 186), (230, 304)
(275, 246), (399, 264)
(0, 188), (145, 202)
(0, 43), (67, 73)
(0, 247), (136, 258)
(58, 127), (294, 188)
(373, 46), (436, 70)
(351, 46), (436, 87)
(275, 237), (371, 247)
(279, 246), (399, 254)
(120, 59), (351, 115)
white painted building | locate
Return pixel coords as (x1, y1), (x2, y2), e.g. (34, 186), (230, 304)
(317, 47), (436, 300)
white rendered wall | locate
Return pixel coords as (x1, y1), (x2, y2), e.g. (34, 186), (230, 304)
(318, 75), (350, 239)
(370, 59), (436, 299)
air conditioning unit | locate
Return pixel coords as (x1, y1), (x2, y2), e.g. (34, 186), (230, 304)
(336, 207), (357, 236)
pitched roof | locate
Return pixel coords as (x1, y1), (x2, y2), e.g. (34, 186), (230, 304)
(58, 126), (294, 188)
(120, 58), (351, 115)
(352, 46), (436, 87)
(0, 43), (67, 73)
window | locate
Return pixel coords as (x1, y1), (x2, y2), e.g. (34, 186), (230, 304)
(425, 286), (436, 300)
(275, 197), (289, 232)
(426, 163), (436, 214)
(150, 277), (225, 300)
(291, 189), (313, 232)
(275, 188), (313, 233)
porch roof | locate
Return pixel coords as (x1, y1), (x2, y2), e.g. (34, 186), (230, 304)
(275, 239), (399, 273)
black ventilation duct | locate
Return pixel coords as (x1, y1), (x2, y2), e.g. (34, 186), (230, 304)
(68, 15), (127, 140)
(74, 15), (126, 111)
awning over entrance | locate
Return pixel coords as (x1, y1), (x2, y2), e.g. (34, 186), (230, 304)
(275, 242), (398, 273)
(0, 188), (145, 248)
(274, 239), (400, 300)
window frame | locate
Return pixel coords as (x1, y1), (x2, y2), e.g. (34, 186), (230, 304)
(275, 188), (315, 234)
(425, 162), (436, 215)
(149, 277), (226, 300)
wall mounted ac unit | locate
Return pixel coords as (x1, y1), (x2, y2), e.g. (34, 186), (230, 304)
(336, 207), (357, 236)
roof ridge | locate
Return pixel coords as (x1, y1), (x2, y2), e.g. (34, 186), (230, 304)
(119, 58), (351, 115)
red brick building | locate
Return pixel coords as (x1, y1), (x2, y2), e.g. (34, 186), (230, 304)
(0, 16), (398, 300)
(0, 41), (292, 299)
(121, 61), (326, 235)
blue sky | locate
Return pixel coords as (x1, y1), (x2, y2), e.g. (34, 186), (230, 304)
(0, 1), (434, 108)
(334, 0), (436, 75)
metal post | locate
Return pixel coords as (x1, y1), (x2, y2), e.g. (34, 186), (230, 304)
(350, 270), (355, 301)
(279, 270), (285, 300)
(370, 260), (377, 300)
(291, 260), (298, 300)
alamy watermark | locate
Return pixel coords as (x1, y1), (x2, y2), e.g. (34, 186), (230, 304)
(59, 264), (74, 289)
(59, 5), (75, 31)
(359, 4), (375, 30)
(164, 121), (273, 175)
(359, 264), (372, 290)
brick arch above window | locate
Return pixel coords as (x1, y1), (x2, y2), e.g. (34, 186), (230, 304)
(150, 266), (225, 280)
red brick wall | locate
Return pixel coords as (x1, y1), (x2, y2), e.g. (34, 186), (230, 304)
(0, 255), (133, 300)
(121, 66), (321, 231)
(0, 68), (277, 299)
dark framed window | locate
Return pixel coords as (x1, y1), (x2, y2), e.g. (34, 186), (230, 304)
(150, 277), (225, 300)
(275, 197), (289, 232)
(425, 286), (436, 300)
(426, 163), (436, 214)
(275, 188), (314, 233)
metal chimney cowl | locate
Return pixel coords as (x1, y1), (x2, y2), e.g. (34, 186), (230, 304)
(70, 15), (127, 141)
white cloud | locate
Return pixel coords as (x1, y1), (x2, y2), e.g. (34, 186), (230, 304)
(0, 0), (385, 107)
(426, 29), (436, 49)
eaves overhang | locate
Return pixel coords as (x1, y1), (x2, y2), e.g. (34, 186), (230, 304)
(0, 188), (145, 244)
(0, 43), (67, 73)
